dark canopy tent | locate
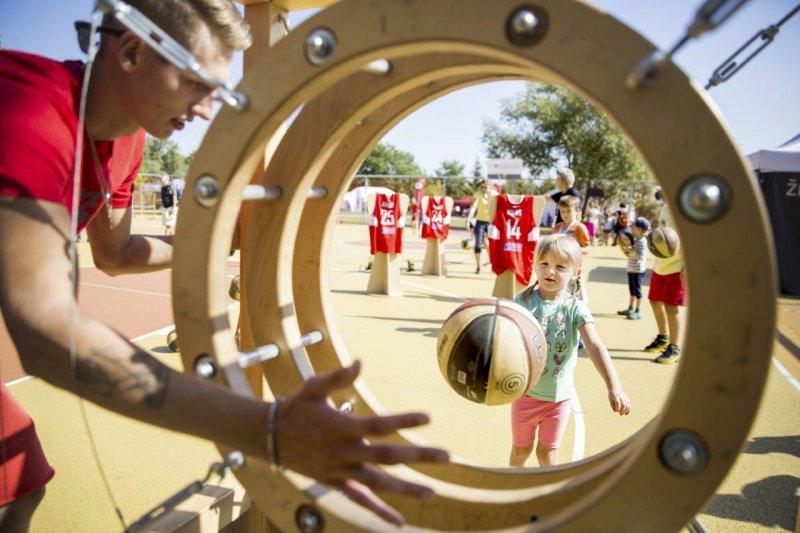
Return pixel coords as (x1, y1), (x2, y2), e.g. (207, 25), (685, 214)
(748, 133), (800, 296)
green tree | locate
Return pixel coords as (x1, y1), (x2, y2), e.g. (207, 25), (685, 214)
(481, 83), (652, 201)
(141, 136), (189, 177)
(358, 143), (423, 176)
(434, 159), (472, 198)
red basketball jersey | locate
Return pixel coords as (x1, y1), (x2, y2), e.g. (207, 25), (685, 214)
(369, 193), (404, 254)
(421, 196), (451, 240)
(488, 195), (539, 284)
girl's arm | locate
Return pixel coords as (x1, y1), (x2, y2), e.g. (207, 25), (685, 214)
(579, 322), (631, 415)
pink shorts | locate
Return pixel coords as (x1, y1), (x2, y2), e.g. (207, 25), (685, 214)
(511, 396), (573, 449)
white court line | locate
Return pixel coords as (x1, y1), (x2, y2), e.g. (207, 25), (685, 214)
(79, 282), (171, 298)
(772, 357), (800, 393)
(571, 394), (586, 462)
(401, 279), (467, 301)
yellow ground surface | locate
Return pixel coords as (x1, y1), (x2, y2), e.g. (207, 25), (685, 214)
(12, 221), (800, 531)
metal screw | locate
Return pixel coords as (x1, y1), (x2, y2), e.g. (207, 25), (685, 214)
(224, 451), (245, 471)
(295, 504), (324, 532)
(339, 400), (354, 414)
(679, 175), (731, 223)
(194, 355), (218, 379)
(659, 430), (708, 475)
(511, 9), (538, 35)
(194, 174), (220, 208)
(506, 6), (548, 47)
(305, 28), (338, 66)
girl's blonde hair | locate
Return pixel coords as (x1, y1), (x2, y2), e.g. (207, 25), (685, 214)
(535, 234), (582, 271)
(557, 194), (581, 210)
(520, 234), (583, 301)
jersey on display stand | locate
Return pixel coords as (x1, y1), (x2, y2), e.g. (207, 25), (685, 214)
(421, 195), (453, 276)
(369, 192), (405, 255)
(488, 194), (540, 286)
(421, 196), (451, 239)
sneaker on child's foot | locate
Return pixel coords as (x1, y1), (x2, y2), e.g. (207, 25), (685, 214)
(644, 335), (670, 352)
(617, 307), (632, 316)
(654, 344), (681, 364)
(626, 310), (641, 320)
(475, 267), (481, 274)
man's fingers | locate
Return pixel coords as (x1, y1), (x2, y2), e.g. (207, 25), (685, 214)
(342, 412), (431, 438)
(335, 479), (404, 527)
(338, 441), (449, 465)
(295, 361), (361, 400)
(344, 466), (437, 500)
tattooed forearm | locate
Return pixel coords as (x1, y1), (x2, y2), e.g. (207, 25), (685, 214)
(75, 349), (171, 409)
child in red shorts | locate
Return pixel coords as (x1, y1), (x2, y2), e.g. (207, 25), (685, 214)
(644, 202), (686, 363)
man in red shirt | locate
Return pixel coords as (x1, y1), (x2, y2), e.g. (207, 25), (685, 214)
(0, 1), (446, 529)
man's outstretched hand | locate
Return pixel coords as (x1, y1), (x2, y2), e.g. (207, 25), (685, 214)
(276, 361), (449, 526)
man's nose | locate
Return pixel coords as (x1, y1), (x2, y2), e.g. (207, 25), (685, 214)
(191, 92), (216, 121)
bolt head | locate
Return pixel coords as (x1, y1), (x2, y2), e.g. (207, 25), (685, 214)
(506, 6), (548, 47)
(679, 175), (731, 223)
(194, 174), (220, 208)
(305, 28), (338, 66)
(295, 505), (324, 532)
(194, 356), (217, 379)
(659, 430), (708, 475)
(226, 451), (245, 470)
(511, 10), (538, 36)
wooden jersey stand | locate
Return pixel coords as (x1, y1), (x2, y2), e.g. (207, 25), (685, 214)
(488, 194), (546, 299)
(421, 195), (453, 277)
(366, 193), (409, 296)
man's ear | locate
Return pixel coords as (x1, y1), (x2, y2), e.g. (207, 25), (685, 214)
(115, 33), (146, 74)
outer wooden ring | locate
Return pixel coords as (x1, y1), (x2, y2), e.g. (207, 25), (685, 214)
(173, 0), (776, 530)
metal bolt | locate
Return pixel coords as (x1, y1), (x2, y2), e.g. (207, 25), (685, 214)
(194, 355), (217, 379)
(506, 6), (548, 47)
(339, 400), (354, 414)
(659, 430), (708, 475)
(295, 504), (324, 532)
(225, 451), (245, 471)
(679, 175), (731, 223)
(194, 174), (220, 208)
(305, 28), (338, 66)
(511, 9), (538, 36)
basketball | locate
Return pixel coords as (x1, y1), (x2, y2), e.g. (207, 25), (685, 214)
(166, 328), (179, 353)
(229, 275), (241, 301)
(618, 231), (634, 251)
(436, 298), (547, 405)
(648, 226), (680, 258)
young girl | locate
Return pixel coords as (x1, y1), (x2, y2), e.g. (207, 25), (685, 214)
(509, 235), (631, 467)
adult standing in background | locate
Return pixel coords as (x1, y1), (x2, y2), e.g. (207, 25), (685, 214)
(546, 167), (582, 225)
(467, 179), (494, 274)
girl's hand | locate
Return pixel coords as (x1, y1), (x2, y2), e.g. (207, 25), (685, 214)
(608, 387), (631, 415)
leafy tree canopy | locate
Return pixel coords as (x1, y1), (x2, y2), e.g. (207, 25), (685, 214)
(481, 83), (653, 200)
(358, 143), (423, 176)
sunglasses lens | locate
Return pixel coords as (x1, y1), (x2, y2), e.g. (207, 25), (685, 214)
(76, 27), (90, 54)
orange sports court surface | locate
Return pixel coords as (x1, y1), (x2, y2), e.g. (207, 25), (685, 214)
(1, 214), (798, 531)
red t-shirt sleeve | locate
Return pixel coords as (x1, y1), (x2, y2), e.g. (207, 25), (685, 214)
(0, 76), (74, 206)
(109, 133), (145, 209)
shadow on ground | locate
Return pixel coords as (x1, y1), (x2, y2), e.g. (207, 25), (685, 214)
(588, 266), (651, 286)
(745, 434), (800, 460)
(703, 475), (799, 530)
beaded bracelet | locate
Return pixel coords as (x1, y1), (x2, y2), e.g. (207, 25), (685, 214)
(266, 397), (284, 471)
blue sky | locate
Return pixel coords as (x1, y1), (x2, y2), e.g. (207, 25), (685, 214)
(1, 1), (798, 175)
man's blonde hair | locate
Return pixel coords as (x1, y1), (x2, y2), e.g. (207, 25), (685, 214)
(108, 0), (251, 52)
(535, 234), (582, 271)
(557, 195), (580, 211)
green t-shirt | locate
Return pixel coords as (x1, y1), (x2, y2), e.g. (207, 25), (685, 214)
(513, 290), (594, 402)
